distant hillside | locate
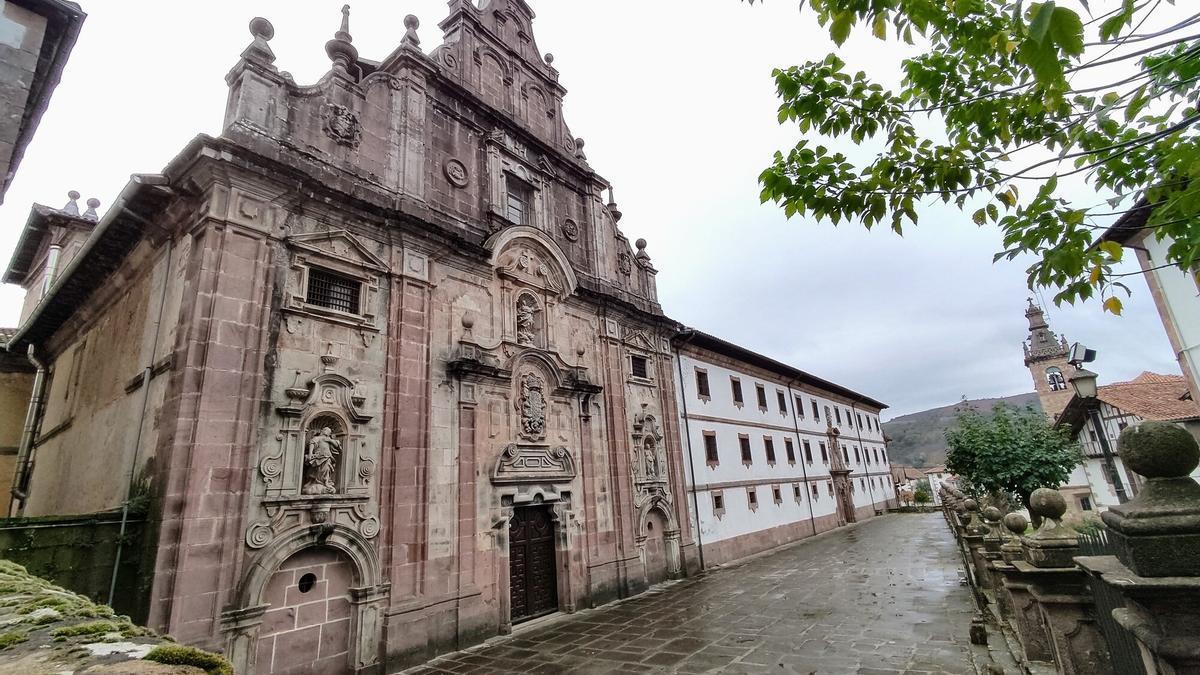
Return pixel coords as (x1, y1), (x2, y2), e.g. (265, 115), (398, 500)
(883, 392), (1042, 468)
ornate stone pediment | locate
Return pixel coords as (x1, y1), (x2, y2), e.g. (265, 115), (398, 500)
(497, 246), (566, 296)
(623, 329), (657, 354)
(286, 230), (387, 272)
(492, 444), (577, 485)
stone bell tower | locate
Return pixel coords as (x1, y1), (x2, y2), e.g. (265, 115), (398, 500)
(1023, 299), (1073, 421)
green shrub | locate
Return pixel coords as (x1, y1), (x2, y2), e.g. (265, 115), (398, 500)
(50, 621), (119, 637)
(144, 645), (233, 675)
(0, 632), (27, 650)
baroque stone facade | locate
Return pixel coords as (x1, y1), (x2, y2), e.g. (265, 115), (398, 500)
(3, 2), (694, 672)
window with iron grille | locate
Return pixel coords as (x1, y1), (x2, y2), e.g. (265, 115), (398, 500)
(630, 355), (649, 379)
(306, 268), (361, 314)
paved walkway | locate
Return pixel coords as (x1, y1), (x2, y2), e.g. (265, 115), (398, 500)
(410, 513), (977, 674)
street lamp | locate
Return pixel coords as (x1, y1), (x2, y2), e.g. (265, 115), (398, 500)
(1068, 366), (1129, 504)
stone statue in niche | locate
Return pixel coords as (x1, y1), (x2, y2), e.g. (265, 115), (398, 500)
(519, 372), (547, 441)
(303, 427), (342, 495)
(515, 294), (540, 346)
(643, 436), (660, 479)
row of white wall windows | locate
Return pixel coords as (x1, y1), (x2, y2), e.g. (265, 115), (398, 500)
(694, 368), (882, 433)
(701, 432), (887, 468)
(710, 476), (892, 516)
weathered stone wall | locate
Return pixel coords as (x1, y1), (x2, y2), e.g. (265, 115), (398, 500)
(0, 513), (148, 621)
(0, 0), (47, 191)
(22, 239), (183, 517)
(0, 369), (33, 499)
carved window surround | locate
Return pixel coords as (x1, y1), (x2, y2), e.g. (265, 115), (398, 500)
(485, 133), (553, 234)
(283, 231), (387, 332)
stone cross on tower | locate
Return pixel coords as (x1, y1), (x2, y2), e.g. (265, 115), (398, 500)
(1022, 298), (1073, 421)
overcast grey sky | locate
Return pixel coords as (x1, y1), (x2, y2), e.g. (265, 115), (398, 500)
(0, 1), (1181, 418)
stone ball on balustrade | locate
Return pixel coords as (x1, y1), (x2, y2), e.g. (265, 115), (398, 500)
(982, 506), (1003, 523)
(1003, 512), (1028, 536)
(963, 498), (979, 512)
(1118, 420), (1200, 479)
(1029, 488), (1067, 521)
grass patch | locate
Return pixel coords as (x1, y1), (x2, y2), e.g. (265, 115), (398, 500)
(0, 631), (28, 650)
(144, 645), (233, 675)
(50, 621), (119, 638)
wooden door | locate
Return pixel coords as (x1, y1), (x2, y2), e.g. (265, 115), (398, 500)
(509, 505), (558, 623)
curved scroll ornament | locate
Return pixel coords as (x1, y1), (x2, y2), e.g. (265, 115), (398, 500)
(518, 372), (547, 441)
(260, 433), (286, 485)
(355, 504), (381, 538)
(492, 444), (577, 484)
(246, 522), (274, 549)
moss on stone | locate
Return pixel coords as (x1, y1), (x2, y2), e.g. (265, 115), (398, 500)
(0, 632), (28, 650)
(50, 621), (120, 637)
(143, 645), (233, 675)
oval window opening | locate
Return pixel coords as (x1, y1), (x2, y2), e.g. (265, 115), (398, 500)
(298, 573), (317, 594)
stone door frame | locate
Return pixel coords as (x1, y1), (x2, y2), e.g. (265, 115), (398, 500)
(494, 490), (578, 634)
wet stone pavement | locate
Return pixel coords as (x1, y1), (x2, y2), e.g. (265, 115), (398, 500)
(408, 513), (977, 674)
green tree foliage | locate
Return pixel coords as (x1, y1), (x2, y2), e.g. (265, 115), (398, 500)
(748, 0), (1198, 313)
(944, 404), (1082, 510)
(913, 478), (933, 504)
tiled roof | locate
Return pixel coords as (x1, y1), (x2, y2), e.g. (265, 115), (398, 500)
(1099, 372), (1200, 422)
(923, 465), (947, 475)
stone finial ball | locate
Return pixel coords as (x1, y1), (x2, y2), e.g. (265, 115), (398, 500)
(460, 312), (475, 330)
(68, 190), (80, 200)
(404, 14), (420, 30)
(1118, 420), (1200, 479)
(1029, 488), (1067, 520)
(635, 238), (647, 251)
(545, 53), (555, 65)
(982, 506), (1003, 522)
(963, 498), (978, 512)
(249, 17), (275, 41)
(86, 198), (100, 209)
(1003, 512), (1029, 536)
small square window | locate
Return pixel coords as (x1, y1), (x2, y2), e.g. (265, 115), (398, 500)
(306, 267), (362, 314)
(713, 492), (725, 513)
(1080, 496), (1093, 511)
(696, 369), (710, 399)
(631, 355), (650, 379)
(748, 489), (758, 508)
(793, 484), (802, 500)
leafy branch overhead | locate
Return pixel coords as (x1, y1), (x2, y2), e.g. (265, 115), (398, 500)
(747, 0), (1199, 313)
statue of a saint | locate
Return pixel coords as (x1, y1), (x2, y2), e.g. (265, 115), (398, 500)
(516, 296), (537, 346)
(303, 427), (341, 495)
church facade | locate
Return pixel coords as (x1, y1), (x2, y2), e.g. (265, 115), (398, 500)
(1, 3), (892, 673)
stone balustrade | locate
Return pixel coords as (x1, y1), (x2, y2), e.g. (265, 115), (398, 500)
(938, 420), (1200, 675)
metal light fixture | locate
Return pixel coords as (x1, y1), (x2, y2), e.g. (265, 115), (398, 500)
(1069, 367), (1099, 400)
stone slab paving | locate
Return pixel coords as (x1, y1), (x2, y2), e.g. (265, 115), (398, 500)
(408, 513), (978, 674)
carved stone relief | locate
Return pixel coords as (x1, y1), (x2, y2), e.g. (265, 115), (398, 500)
(618, 251), (633, 276)
(499, 248), (565, 296)
(323, 103), (362, 148)
(518, 371), (547, 441)
(444, 159), (469, 188)
(492, 444), (576, 484)
(561, 219), (579, 242)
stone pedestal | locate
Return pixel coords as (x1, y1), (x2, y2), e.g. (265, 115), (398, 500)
(997, 563), (1055, 664)
(1078, 556), (1200, 675)
(1020, 563), (1112, 675)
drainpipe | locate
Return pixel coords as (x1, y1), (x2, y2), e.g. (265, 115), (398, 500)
(108, 236), (173, 607)
(786, 380), (818, 536)
(9, 345), (48, 517)
(672, 330), (704, 571)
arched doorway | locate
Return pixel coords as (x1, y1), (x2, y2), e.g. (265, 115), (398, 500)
(643, 509), (670, 586)
(256, 547), (354, 674)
